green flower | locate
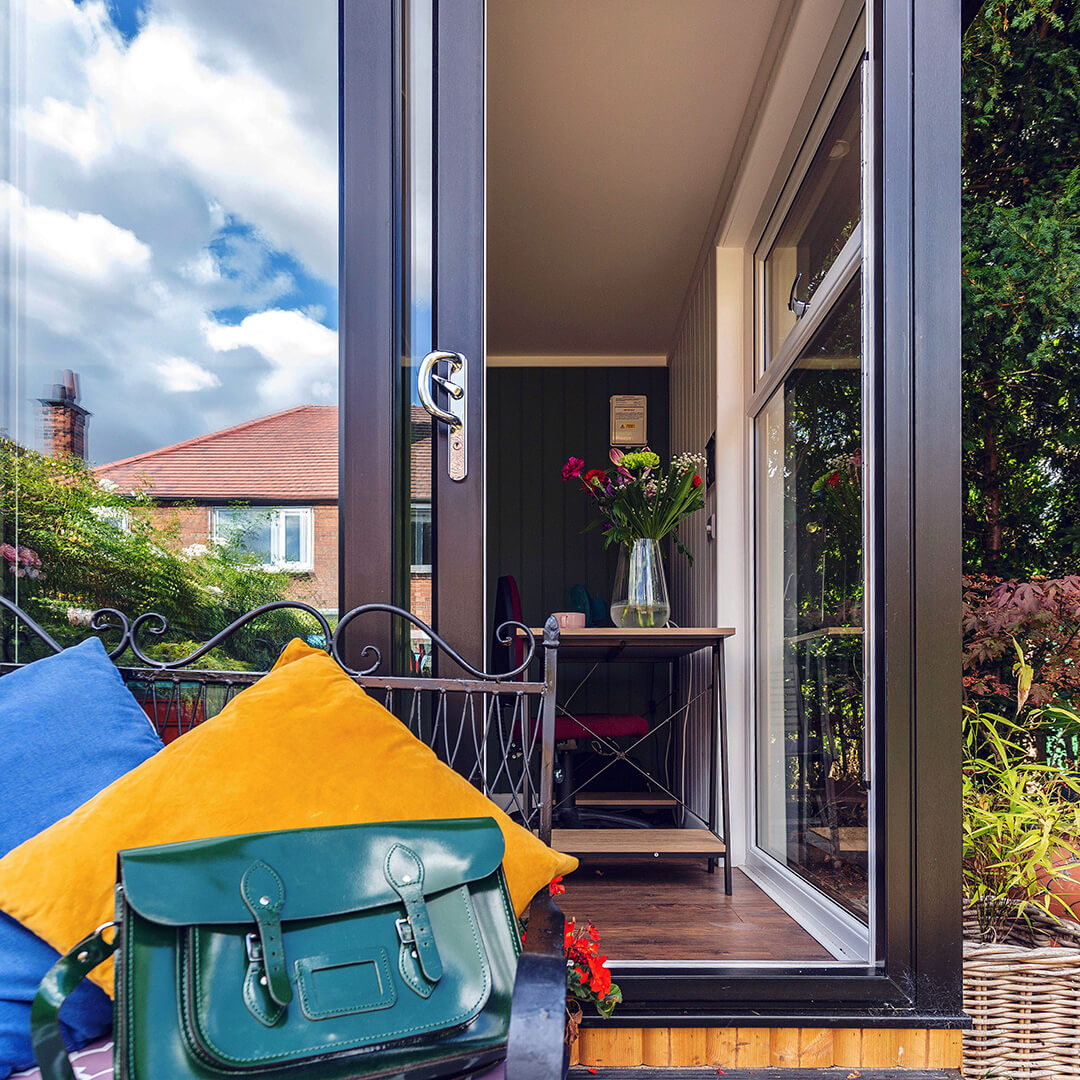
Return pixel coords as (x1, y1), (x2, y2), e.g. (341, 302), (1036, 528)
(620, 451), (660, 471)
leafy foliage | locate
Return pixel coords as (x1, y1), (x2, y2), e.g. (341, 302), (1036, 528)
(0, 440), (318, 668)
(963, 1), (1080, 577)
(963, 573), (1080, 712)
(963, 703), (1080, 940)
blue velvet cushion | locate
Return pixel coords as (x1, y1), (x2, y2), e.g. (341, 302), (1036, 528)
(0, 637), (163, 1078)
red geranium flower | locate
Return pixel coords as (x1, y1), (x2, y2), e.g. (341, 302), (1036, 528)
(587, 954), (611, 996)
(826, 472), (841, 487)
(549, 876), (566, 895)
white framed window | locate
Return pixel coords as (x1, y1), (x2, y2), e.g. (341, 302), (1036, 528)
(90, 506), (131, 532)
(410, 501), (432, 573)
(211, 507), (314, 572)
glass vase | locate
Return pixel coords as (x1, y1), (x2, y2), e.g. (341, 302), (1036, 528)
(610, 539), (670, 628)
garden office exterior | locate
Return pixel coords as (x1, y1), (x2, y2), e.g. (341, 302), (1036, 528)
(0, 0), (967, 1072)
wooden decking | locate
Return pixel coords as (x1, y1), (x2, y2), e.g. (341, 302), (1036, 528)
(559, 862), (832, 962)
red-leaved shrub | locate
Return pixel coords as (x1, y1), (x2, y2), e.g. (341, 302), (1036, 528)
(964, 574), (1080, 711)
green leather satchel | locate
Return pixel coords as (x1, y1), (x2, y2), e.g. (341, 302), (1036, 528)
(32, 818), (522, 1080)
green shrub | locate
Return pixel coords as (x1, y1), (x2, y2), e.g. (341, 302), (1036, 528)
(963, 703), (1080, 940)
(0, 439), (319, 668)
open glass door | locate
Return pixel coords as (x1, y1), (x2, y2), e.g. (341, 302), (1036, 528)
(341, 0), (485, 671)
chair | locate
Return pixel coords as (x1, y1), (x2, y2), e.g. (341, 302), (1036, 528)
(492, 575), (652, 829)
(0, 596), (567, 1080)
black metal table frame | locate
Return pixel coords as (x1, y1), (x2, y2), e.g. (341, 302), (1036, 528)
(533, 627), (733, 895)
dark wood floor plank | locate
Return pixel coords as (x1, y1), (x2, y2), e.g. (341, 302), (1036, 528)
(560, 864), (833, 962)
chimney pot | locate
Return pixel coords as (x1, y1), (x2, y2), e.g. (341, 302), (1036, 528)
(40, 369), (91, 460)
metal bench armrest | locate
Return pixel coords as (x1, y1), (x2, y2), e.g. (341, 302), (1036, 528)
(506, 889), (567, 1080)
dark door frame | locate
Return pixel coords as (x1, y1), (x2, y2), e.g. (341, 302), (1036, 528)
(340, 0), (965, 1025)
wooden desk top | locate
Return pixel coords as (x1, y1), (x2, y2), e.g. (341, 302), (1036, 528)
(519, 625), (735, 663)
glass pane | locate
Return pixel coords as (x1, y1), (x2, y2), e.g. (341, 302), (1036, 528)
(284, 514), (302, 564)
(756, 275), (867, 922)
(2, 1), (338, 667)
(398, 0), (434, 672)
(764, 73), (861, 362)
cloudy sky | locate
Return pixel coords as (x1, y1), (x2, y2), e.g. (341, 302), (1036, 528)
(2, 0), (339, 464)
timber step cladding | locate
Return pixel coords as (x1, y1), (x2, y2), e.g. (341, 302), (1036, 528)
(569, 1071), (960, 1079)
(568, 1029), (963, 1072)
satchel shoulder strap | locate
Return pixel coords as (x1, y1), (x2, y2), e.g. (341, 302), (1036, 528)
(31, 924), (118, 1080)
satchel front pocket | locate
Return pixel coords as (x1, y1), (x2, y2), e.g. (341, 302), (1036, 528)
(295, 950), (396, 1020)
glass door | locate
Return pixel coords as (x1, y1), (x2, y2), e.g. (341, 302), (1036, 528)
(341, 0), (485, 672)
(2, 0), (340, 666)
(750, 47), (873, 959)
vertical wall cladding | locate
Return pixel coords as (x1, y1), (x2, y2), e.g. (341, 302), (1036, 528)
(668, 251), (719, 825)
(487, 366), (669, 723)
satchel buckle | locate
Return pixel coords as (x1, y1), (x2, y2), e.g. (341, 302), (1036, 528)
(245, 932), (264, 963)
(395, 917), (415, 945)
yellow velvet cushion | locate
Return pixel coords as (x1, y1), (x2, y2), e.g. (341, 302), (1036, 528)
(0, 640), (575, 995)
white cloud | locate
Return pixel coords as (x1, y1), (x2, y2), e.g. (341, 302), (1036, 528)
(23, 97), (109, 166)
(203, 309), (337, 408)
(20, 1), (337, 281)
(179, 249), (219, 285)
(3, 180), (150, 283)
(155, 355), (221, 392)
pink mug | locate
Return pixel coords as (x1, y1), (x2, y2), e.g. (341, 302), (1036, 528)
(551, 611), (586, 629)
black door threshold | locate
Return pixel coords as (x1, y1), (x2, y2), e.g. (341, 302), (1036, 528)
(569, 1069), (962, 1079)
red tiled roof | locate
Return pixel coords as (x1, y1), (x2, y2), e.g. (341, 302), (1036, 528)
(95, 405), (433, 502)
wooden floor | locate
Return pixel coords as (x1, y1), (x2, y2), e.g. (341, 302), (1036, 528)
(559, 862), (833, 962)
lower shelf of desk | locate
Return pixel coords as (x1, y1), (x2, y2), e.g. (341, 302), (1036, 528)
(552, 828), (726, 859)
(574, 791), (678, 809)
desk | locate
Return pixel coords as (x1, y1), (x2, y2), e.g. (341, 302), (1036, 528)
(524, 626), (735, 894)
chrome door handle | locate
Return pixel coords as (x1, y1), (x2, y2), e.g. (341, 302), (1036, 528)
(417, 350), (467, 481)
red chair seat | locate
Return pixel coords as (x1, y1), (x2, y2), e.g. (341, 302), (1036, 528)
(555, 712), (648, 741)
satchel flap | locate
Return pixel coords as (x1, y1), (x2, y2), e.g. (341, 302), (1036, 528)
(120, 818), (504, 927)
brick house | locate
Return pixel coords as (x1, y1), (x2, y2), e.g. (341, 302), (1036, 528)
(94, 405), (432, 619)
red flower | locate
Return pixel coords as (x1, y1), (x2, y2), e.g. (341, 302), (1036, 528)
(549, 876), (566, 895)
(562, 456), (585, 481)
(692, 474), (702, 488)
(582, 468), (608, 492)
(826, 472), (841, 487)
(587, 954), (611, 996)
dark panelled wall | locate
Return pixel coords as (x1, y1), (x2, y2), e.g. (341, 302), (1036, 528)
(487, 365), (669, 718)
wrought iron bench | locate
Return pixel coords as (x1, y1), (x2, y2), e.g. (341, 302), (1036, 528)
(0, 597), (566, 1080)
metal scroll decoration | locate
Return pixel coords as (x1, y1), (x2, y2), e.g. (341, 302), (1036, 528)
(1, 595), (536, 680)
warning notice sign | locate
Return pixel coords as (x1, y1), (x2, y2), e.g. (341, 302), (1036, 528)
(609, 395), (647, 446)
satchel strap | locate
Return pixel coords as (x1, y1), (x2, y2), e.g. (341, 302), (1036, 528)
(31, 924), (118, 1080)
(384, 843), (443, 983)
(240, 859), (293, 1007)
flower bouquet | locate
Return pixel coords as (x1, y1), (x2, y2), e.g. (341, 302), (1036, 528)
(561, 449), (706, 627)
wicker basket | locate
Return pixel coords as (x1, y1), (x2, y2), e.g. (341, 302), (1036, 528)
(964, 906), (1080, 1078)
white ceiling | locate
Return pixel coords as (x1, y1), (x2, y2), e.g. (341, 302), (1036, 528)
(486, 0), (783, 358)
